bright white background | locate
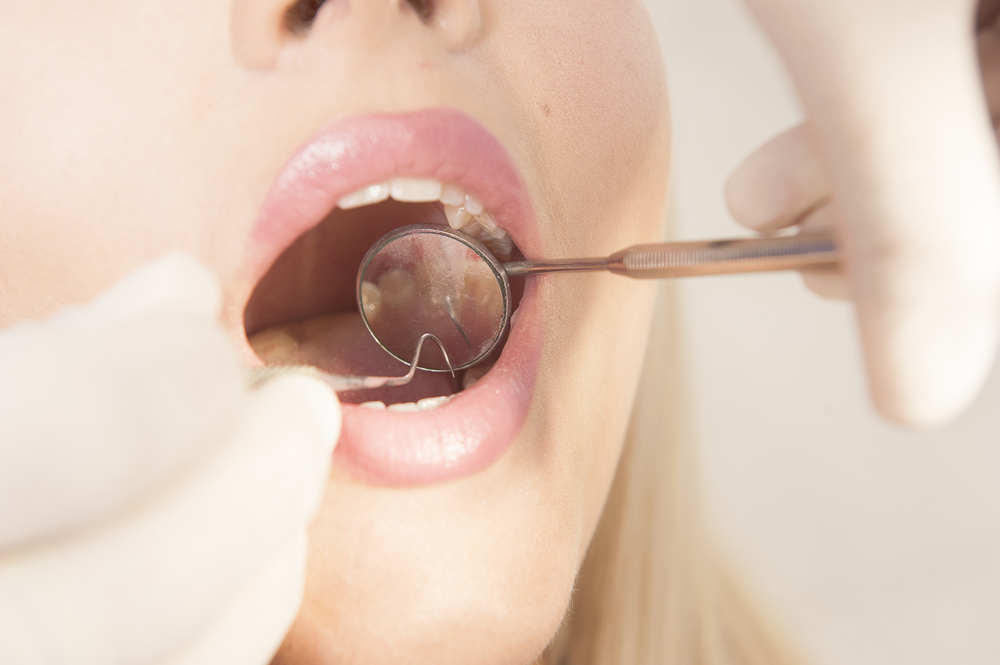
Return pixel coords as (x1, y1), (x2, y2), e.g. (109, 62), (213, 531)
(647, 2), (1000, 664)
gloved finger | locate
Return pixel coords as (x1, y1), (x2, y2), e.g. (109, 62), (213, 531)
(725, 121), (831, 232)
(0, 255), (242, 550)
(744, 0), (1000, 425)
(798, 206), (852, 301)
(162, 532), (307, 665)
(80, 254), (221, 327)
(0, 374), (340, 665)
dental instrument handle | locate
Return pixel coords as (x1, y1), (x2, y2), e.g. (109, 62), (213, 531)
(502, 232), (840, 279)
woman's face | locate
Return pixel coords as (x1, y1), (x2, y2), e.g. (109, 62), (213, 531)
(0, 1), (669, 662)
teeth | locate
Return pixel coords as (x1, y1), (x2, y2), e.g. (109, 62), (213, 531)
(359, 280), (383, 322)
(384, 394), (455, 412)
(337, 178), (513, 258)
(460, 221), (513, 262)
(464, 194), (484, 215)
(462, 365), (492, 390)
(439, 183), (466, 206)
(360, 400), (387, 409)
(338, 183), (390, 209)
(440, 193), (512, 261)
(389, 177), (442, 202)
(444, 203), (474, 230)
(417, 395), (453, 410)
(509, 306), (521, 328)
(476, 209), (498, 233)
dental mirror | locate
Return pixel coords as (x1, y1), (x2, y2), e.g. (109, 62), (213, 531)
(357, 224), (510, 372)
(357, 222), (841, 372)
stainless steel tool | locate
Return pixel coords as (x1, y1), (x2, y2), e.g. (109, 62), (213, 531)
(246, 331), (454, 391)
(356, 223), (840, 372)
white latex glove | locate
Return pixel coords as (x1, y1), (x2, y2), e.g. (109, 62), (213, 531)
(0, 255), (341, 665)
(729, 0), (1000, 426)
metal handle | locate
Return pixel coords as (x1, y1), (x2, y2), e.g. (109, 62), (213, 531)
(607, 233), (839, 279)
(503, 232), (840, 279)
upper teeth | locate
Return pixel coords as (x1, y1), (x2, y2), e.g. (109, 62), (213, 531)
(337, 177), (513, 260)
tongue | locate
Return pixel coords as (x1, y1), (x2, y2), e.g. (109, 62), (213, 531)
(248, 312), (459, 404)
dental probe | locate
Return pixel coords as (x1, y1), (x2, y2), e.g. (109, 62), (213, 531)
(245, 332), (455, 391)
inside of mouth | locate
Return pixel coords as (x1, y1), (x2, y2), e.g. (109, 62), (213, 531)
(244, 199), (522, 407)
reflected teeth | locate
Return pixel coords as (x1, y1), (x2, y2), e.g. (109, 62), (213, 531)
(337, 178), (513, 260)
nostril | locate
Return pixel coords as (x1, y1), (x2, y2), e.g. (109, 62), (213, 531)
(406, 0), (432, 20)
(285, 0), (327, 34)
(284, 0), (432, 34)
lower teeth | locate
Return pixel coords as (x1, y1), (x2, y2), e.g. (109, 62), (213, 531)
(360, 394), (455, 412)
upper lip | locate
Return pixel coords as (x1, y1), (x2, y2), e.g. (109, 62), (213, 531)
(237, 107), (544, 486)
(242, 107), (540, 295)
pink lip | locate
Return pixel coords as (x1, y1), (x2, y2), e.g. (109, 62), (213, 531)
(246, 108), (543, 486)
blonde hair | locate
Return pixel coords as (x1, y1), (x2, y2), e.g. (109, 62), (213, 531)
(543, 278), (805, 665)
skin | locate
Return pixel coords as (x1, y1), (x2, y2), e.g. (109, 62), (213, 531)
(0, 1), (671, 663)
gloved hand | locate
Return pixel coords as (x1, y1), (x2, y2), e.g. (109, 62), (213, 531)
(728, 0), (1000, 426)
(0, 255), (340, 665)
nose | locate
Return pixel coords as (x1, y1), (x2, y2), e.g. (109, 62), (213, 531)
(231, 0), (481, 69)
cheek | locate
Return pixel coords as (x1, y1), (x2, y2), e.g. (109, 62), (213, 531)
(482, 0), (670, 553)
(485, 0), (669, 252)
(0, 3), (238, 325)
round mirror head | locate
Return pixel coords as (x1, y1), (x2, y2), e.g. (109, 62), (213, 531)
(356, 224), (510, 371)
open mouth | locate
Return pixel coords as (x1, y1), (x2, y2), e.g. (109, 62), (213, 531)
(240, 109), (543, 486)
(244, 180), (525, 408)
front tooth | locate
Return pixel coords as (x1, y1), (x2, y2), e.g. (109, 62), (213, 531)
(439, 183), (467, 206)
(360, 400), (387, 410)
(390, 177), (442, 202)
(444, 203), (473, 230)
(338, 182), (390, 209)
(416, 395), (453, 410)
(387, 401), (420, 412)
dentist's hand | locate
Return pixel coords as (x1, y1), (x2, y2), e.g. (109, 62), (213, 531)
(728, 0), (1000, 426)
(0, 255), (340, 665)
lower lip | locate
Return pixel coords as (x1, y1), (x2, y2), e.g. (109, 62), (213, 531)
(334, 279), (542, 486)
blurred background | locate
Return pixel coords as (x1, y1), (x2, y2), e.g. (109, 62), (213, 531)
(647, 1), (1000, 663)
